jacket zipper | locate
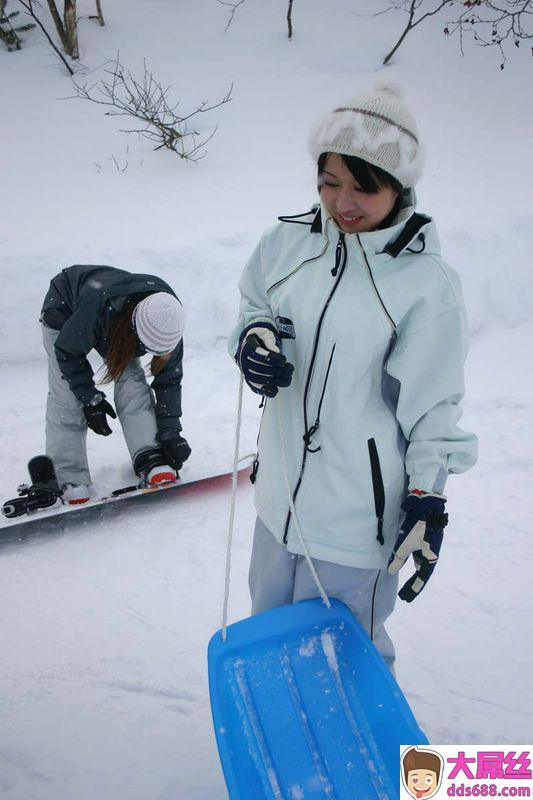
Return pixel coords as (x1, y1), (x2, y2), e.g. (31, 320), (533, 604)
(356, 235), (396, 333)
(283, 233), (347, 544)
(367, 438), (385, 545)
(266, 236), (330, 296)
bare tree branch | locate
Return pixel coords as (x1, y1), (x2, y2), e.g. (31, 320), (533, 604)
(443, 0), (533, 67)
(67, 55), (233, 161)
(382, 0), (454, 64)
(17, 0), (74, 72)
(379, 0), (531, 66)
(218, 0), (246, 32)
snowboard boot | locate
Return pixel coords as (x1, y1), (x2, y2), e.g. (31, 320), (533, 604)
(133, 449), (177, 488)
(62, 483), (91, 505)
(146, 464), (177, 486)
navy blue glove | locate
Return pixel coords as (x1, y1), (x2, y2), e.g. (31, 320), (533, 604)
(83, 395), (117, 436)
(388, 491), (448, 602)
(238, 325), (294, 398)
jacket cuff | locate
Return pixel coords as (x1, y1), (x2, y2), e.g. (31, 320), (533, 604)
(408, 466), (448, 494)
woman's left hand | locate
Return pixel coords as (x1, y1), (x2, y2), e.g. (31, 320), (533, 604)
(388, 491), (448, 602)
(161, 434), (191, 472)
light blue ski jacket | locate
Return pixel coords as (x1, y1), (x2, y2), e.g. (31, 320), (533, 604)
(229, 196), (478, 569)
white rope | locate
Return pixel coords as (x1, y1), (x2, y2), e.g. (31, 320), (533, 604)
(221, 375), (330, 642)
(275, 402), (330, 609)
(221, 372), (244, 642)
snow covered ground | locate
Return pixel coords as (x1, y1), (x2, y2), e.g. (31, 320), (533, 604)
(1, 0), (532, 797)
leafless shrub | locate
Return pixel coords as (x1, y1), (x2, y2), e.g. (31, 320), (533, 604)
(69, 55), (233, 161)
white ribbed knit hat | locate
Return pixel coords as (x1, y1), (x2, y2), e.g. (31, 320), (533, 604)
(133, 293), (184, 354)
(309, 79), (424, 187)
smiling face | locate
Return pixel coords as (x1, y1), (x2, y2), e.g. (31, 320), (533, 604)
(319, 153), (400, 234)
(407, 769), (438, 798)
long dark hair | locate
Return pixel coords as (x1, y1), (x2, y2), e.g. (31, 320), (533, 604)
(101, 302), (168, 384)
(317, 152), (404, 228)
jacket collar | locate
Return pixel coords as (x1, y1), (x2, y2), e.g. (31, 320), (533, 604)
(311, 189), (440, 258)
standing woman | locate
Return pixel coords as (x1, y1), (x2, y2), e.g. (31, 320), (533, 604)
(40, 264), (191, 504)
(229, 82), (477, 668)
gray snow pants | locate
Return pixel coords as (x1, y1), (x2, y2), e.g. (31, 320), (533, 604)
(249, 517), (399, 671)
(42, 323), (159, 486)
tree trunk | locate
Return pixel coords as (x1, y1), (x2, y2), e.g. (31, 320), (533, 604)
(46, 0), (70, 52)
(64, 0), (78, 58)
(95, 0), (104, 25)
(287, 0), (293, 39)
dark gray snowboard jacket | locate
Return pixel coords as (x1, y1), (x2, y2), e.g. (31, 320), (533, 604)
(41, 265), (184, 439)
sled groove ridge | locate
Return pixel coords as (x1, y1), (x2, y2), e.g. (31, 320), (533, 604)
(279, 644), (335, 797)
(233, 661), (284, 800)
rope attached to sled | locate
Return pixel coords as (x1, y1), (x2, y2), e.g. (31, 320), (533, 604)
(222, 373), (244, 642)
(275, 401), (330, 610)
(221, 375), (330, 641)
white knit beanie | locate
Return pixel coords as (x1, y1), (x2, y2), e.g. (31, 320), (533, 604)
(308, 79), (424, 188)
(133, 292), (184, 354)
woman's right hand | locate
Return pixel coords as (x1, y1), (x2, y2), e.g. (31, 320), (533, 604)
(238, 326), (294, 397)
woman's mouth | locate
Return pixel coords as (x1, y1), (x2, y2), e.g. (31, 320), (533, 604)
(337, 213), (364, 227)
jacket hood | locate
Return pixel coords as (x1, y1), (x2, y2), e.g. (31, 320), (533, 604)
(101, 273), (177, 301)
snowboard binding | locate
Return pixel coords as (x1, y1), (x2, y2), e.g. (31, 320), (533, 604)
(2, 455), (63, 519)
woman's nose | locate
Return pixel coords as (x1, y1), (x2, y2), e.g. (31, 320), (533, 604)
(337, 187), (360, 212)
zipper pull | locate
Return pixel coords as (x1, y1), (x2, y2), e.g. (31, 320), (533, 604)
(303, 421), (321, 453)
(331, 233), (345, 277)
(250, 456), (259, 484)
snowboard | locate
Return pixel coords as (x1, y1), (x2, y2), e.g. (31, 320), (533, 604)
(1, 455), (251, 539)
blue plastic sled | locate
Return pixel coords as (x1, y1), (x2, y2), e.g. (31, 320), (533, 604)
(208, 598), (428, 799)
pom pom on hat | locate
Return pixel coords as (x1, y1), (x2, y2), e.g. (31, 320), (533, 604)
(133, 292), (184, 355)
(308, 79), (424, 187)
(372, 76), (405, 100)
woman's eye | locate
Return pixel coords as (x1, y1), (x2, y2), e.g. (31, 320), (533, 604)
(322, 181), (364, 192)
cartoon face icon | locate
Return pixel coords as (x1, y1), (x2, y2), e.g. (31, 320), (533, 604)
(406, 768), (438, 798)
(401, 747), (443, 799)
